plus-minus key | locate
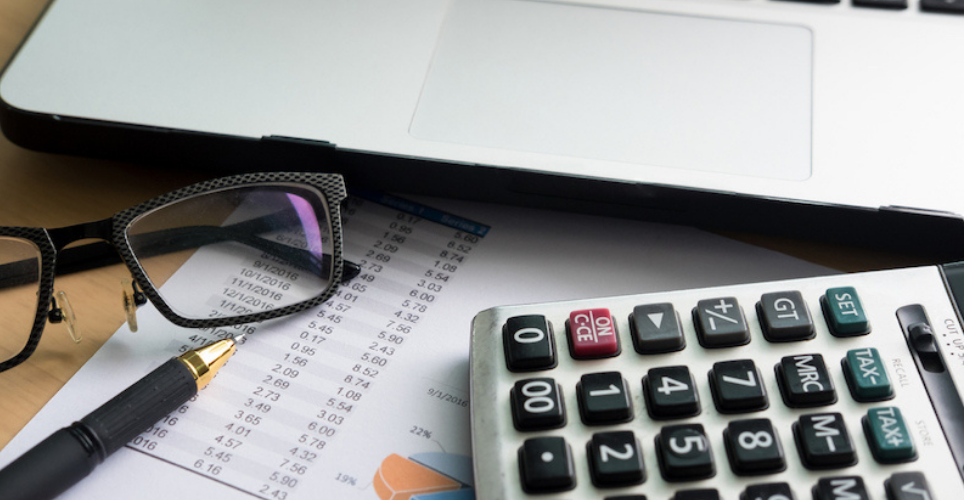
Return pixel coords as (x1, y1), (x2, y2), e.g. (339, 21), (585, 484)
(568, 308), (620, 359)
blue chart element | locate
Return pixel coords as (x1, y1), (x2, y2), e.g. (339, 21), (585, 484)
(410, 452), (475, 487)
(411, 488), (476, 500)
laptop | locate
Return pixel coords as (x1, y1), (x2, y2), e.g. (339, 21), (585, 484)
(3, 0), (964, 257)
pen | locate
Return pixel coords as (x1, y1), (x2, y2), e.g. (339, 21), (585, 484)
(0, 337), (239, 500)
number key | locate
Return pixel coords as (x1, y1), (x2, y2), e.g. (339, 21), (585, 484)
(578, 372), (633, 425)
(503, 315), (557, 371)
(644, 366), (700, 419)
(655, 424), (715, 481)
(709, 359), (768, 413)
(587, 431), (646, 487)
(511, 378), (566, 431)
(742, 482), (796, 500)
(724, 419), (786, 475)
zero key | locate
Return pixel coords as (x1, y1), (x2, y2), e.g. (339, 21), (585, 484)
(504, 315), (557, 371)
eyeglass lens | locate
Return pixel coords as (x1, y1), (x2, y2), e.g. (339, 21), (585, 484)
(126, 183), (335, 321)
(0, 237), (42, 364)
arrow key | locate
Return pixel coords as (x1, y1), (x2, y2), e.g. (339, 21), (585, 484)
(631, 303), (685, 354)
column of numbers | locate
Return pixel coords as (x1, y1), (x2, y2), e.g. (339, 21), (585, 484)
(129, 195), (487, 499)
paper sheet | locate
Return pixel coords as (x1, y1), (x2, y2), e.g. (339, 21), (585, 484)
(0, 194), (832, 499)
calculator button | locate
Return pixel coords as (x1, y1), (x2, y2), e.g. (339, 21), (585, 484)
(812, 477), (870, 500)
(758, 291), (814, 342)
(709, 359), (769, 413)
(821, 287), (871, 337)
(694, 297), (751, 347)
(843, 348), (894, 402)
(921, 0), (964, 13)
(863, 407), (917, 463)
(742, 482), (796, 500)
(631, 303), (685, 354)
(568, 308), (620, 358)
(587, 431), (646, 487)
(885, 472), (933, 500)
(577, 372), (634, 425)
(724, 419), (786, 475)
(655, 424), (715, 481)
(794, 413), (857, 469)
(518, 437), (576, 493)
(674, 489), (721, 500)
(644, 366), (701, 419)
(511, 378), (566, 431)
(503, 315), (557, 372)
(776, 354), (836, 407)
(853, 0), (907, 7)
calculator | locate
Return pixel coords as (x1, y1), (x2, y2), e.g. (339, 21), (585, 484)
(469, 263), (964, 500)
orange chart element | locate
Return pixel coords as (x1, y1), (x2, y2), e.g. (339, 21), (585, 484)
(373, 454), (462, 500)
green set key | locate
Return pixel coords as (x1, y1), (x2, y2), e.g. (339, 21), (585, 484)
(822, 287), (871, 337)
(843, 348), (893, 402)
(863, 407), (917, 463)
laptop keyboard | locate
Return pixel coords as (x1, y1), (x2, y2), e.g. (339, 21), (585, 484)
(779, 0), (963, 13)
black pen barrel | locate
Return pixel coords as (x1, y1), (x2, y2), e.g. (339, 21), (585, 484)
(81, 358), (197, 455)
(0, 424), (101, 500)
(0, 358), (198, 500)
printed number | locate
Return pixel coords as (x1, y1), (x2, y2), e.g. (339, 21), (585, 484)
(657, 377), (689, 396)
(588, 385), (621, 397)
(521, 381), (555, 414)
(738, 431), (773, 450)
(513, 327), (545, 344)
(669, 435), (706, 455)
(722, 371), (757, 387)
(599, 444), (635, 463)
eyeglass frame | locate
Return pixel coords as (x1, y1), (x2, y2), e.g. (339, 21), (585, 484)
(0, 171), (349, 373)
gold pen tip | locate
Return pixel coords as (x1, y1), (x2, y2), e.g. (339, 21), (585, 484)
(178, 338), (238, 390)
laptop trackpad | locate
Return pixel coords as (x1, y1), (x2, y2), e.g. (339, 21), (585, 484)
(411, 0), (813, 181)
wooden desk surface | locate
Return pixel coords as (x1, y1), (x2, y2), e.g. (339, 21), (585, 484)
(0, 0), (921, 451)
(0, 0), (209, 449)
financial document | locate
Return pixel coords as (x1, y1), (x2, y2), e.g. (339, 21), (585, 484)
(0, 194), (832, 499)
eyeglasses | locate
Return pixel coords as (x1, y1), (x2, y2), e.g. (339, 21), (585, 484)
(0, 172), (359, 373)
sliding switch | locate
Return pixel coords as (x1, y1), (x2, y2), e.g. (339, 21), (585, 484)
(908, 322), (946, 373)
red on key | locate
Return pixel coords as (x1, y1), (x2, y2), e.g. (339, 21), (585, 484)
(568, 308), (620, 358)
